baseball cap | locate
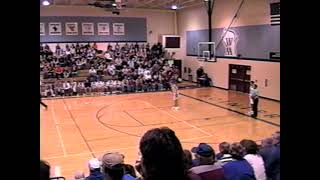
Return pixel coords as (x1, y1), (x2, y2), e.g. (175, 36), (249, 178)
(88, 158), (101, 169)
(102, 152), (125, 168)
(191, 143), (214, 157)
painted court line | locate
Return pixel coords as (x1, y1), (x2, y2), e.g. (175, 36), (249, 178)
(43, 135), (212, 160)
(51, 100), (67, 157)
(143, 101), (214, 137)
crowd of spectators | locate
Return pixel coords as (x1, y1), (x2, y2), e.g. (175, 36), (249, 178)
(41, 128), (280, 180)
(40, 42), (180, 97)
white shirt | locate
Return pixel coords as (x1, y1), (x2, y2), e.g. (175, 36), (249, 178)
(144, 69), (151, 79)
(91, 82), (97, 88)
(77, 82), (84, 88)
(251, 88), (259, 99)
(104, 52), (112, 59)
(138, 68), (144, 75)
(128, 60), (135, 68)
(89, 69), (97, 75)
(71, 82), (77, 92)
(63, 82), (71, 90)
(70, 48), (76, 54)
(249, 86), (254, 104)
(244, 154), (266, 180)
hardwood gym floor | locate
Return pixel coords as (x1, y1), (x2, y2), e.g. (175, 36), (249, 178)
(40, 87), (280, 179)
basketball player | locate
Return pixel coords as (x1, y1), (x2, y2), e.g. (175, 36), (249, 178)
(171, 83), (179, 110)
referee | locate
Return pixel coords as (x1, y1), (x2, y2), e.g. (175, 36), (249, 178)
(251, 84), (259, 118)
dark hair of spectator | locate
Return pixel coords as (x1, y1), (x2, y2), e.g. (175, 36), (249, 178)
(240, 139), (258, 154)
(139, 127), (188, 180)
(219, 142), (231, 154)
(103, 164), (125, 180)
(183, 149), (193, 170)
(230, 142), (245, 160)
(40, 160), (50, 180)
(124, 164), (137, 178)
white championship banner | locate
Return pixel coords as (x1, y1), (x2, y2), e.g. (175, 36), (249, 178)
(66, 22), (78, 35)
(40, 23), (45, 36)
(97, 23), (110, 35)
(49, 22), (62, 35)
(113, 23), (125, 35)
(82, 23), (94, 35)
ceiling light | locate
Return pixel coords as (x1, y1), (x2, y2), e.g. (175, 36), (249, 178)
(171, 5), (178, 10)
(42, 0), (50, 6)
(112, 3), (117, 7)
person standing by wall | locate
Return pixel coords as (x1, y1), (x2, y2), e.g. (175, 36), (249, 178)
(251, 84), (259, 118)
(248, 81), (255, 115)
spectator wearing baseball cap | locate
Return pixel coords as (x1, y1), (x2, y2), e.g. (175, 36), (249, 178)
(101, 152), (135, 180)
(85, 158), (104, 180)
(189, 143), (224, 180)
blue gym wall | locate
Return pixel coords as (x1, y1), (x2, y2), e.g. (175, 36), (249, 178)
(40, 16), (147, 43)
(186, 24), (280, 60)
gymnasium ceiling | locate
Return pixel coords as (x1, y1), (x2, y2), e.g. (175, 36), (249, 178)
(41, 0), (205, 10)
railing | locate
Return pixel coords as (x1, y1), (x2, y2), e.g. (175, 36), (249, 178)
(50, 177), (66, 180)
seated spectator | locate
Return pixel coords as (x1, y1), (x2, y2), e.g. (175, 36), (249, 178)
(189, 143), (224, 180)
(89, 67), (97, 76)
(63, 81), (72, 96)
(240, 139), (266, 180)
(115, 43), (120, 50)
(139, 127), (190, 180)
(40, 160), (50, 180)
(84, 79), (92, 94)
(63, 70), (70, 78)
(222, 143), (255, 180)
(260, 132), (280, 180)
(71, 65), (78, 77)
(71, 80), (77, 96)
(196, 66), (204, 84)
(124, 164), (137, 178)
(77, 81), (85, 95)
(92, 42), (98, 50)
(198, 73), (211, 87)
(44, 83), (55, 97)
(101, 152), (135, 180)
(85, 158), (104, 180)
(183, 149), (193, 170)
(144, 69), (152, 80)
(260, 137), (273, 149)
(55, 65), (64, 78)
(216, 142), (233, 165)
(54, 80), (63, 96)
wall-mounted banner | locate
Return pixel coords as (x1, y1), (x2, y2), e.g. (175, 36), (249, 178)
(49, 22), (62, 35)
(222, 28), (239, 57)
(113, 23), (125, 36)
(97, 23), (110, 35)
(66, 22), (78, 35)
(82, 23), (94, 35)
(40, 23), (45, 36)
